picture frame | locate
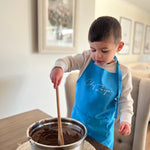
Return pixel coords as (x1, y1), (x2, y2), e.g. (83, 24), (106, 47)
(38, 0), (76, 53)
(132, 22), (144, 54)
(144, 25), (150, 54)
(119, 17), (132, 54)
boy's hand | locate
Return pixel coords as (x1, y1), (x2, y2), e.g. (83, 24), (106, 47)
(118, 121), (131, 136)
(50, 67), (63, 89)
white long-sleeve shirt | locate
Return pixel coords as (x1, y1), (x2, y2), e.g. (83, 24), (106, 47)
(54, 50), (134, 124)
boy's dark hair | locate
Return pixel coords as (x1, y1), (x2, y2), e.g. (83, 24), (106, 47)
(88, 16), (121, 44)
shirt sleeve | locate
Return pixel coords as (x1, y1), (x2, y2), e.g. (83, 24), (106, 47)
(54, 50), (91, 72)
(118, 65), (134, 125)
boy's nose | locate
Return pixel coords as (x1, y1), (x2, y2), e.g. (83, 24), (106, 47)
(96, 51), (102, 59)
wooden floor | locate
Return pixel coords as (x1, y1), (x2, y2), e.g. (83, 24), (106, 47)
(146, 122), (150, 150)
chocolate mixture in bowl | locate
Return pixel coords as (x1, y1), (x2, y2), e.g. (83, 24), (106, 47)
(31, 125), (82, 146)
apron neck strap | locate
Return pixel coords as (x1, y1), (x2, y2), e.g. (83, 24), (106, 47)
(114, 56), (122, 118)
(114, 56), (118, 62)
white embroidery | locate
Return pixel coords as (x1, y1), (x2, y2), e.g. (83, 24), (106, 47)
(85, 79), (112, 95)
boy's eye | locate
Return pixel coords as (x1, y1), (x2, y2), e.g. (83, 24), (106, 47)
(91, 49), (96, 52)
(101, 50), (108, 53)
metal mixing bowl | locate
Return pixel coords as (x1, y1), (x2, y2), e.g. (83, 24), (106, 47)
(27, 117), (87, 150)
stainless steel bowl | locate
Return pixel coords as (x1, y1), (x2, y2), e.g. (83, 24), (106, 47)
(27, 117), (87, 150)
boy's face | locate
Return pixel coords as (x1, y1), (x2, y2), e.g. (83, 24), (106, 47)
(89, 36), (124, 65)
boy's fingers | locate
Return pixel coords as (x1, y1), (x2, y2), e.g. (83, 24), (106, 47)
(119, 122), (131, 136)
(119, 128), (125, 135)
(119, 124), (124, 132)
(51, 76), (55, 84)
(54, 83), (58, 89)
(58, 77), (62, 86)
(119, 126), (122, 132)
(54, 80), (58, 89)
(119, 126), (130, 136)
(121, 129), (126, 135)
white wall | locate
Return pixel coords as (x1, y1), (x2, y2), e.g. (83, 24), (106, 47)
(95, 0), (150, 63)
(0, 0), (95, 119)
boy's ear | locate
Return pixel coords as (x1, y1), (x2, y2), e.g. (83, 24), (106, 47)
(117, 42), (124, 52)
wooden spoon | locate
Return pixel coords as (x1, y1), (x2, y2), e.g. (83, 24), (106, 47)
(56, 87), (64, 145)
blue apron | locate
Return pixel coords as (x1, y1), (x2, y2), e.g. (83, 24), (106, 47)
(71, 56), (122, 149)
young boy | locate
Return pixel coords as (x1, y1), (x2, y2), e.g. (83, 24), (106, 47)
(50, 16), (133, 149)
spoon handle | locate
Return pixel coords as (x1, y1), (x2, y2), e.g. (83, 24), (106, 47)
(56, 87), (64, 145)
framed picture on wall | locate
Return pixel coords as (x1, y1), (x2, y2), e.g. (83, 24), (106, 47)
(38, 0), (76, 53)
(132, 22), (144, 54)
(119, 17), (132, 54)
(144, 25), (150, 54)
